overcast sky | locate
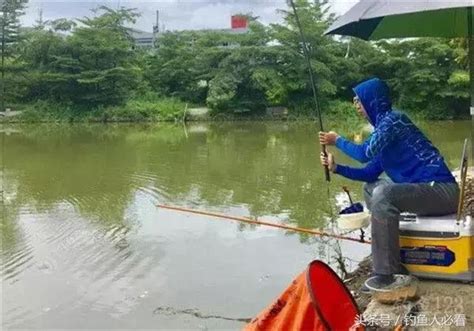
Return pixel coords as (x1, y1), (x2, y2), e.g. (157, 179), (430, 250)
(23, 0), (358, 32)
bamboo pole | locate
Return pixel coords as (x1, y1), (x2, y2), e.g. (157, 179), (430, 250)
(157, 204), (370, 244)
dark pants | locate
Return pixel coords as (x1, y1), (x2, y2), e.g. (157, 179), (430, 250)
(364, 179), (459, 275)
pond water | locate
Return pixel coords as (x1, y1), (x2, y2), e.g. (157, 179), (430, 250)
(1, 120), (469, 329)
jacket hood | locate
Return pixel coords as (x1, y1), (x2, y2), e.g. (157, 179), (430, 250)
(353, 78), (392, 126)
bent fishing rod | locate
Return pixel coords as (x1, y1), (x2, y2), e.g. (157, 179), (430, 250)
(289, 0), (330, 182)
(158, 204), (370, 244)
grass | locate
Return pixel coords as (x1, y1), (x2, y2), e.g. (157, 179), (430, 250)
(2, 97), (462, 124)
(8, 97), (187, 123)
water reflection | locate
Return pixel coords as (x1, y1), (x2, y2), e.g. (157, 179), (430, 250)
(3, 122), (356, 228)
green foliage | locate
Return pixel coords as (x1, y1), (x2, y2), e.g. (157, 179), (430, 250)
(17, 6), (142, 108)
(146, 31), (206, 102)
(269, 0), (338, 107)
(1, 0), (28, 111)
(351, 38), (469, 119)
(105, 97), (186, 122)
(207, 72), (239, 112)
(3, 0), (472, 121)
(325, 100), (365, 132)
(16, 96), (186, 123)
(69, 7), (141, 106)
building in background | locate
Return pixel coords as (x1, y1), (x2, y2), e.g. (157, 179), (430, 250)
(129, 28), (155, 48)
(131, 12), (249, 49)
(129, 10), (160, 48)
(231, 15), (248, 30)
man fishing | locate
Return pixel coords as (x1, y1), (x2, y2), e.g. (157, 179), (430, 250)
(319, 77), (459, 292)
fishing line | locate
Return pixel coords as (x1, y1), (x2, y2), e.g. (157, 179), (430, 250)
(157, 204), (370, 244)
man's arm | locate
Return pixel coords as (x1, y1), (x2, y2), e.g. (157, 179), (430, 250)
(334, 157), (383, 183)
(319, 131), (371, 163)
(335, 136), (371, 163)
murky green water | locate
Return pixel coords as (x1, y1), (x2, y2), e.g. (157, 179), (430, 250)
(1, 121), (469, 329)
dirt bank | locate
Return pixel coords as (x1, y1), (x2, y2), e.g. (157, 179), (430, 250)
(345, 258), (474, 329)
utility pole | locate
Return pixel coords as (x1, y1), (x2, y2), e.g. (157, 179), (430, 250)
(152, 10), (159, 48)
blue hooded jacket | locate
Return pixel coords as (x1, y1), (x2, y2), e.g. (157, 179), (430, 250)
(334, 78), (455, 184)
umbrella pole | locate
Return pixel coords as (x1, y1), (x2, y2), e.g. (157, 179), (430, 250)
(469, 7), (474, 160)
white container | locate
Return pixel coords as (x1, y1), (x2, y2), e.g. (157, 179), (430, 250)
(337, 211), (370, 230)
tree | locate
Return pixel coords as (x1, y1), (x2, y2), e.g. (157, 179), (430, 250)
(146, 31), (205, 102)
(2, 1), (470, 120)
(266, 0), (339, 113)
(146, 14), (273, 109)
(19, 6), (144, 108)
(68, 6), (142, 107)
(0, 0), (27, 111)
(204, 19), (278, 111)
(366, 39), (467, 118)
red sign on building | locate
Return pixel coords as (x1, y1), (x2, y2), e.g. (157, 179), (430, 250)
(231, 15), (248, 29)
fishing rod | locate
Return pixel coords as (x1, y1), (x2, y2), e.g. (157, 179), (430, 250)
(289, 0), (330, 182)
(157, 204), (370, 244)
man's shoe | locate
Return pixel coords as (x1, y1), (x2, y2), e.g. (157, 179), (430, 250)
(359, 265), (409, 294)
(359, 282), (371, 294)
(365, 274), (412, 292)
(364, 274), (395, 291)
